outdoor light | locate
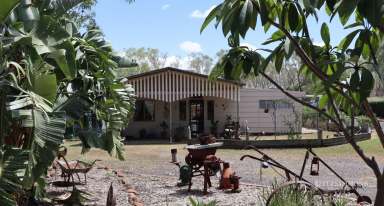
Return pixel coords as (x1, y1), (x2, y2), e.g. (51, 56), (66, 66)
(261, 155), (269, 168)
(310, 157), (320, 176)
(261, 161), (269, 168)
(264, 108), (269, 113)
(171, 148), (177, 163)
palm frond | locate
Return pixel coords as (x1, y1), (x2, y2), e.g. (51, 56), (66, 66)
(0, 146), (28, 206)
(6, 92), (66, 189)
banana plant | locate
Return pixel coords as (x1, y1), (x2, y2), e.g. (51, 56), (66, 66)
(0, 0), (135, 204)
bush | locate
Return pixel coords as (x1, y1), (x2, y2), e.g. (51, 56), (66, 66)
(302, 107), (329, 130)
(368, 97), (384, 118)
(188, 197), (217, 206)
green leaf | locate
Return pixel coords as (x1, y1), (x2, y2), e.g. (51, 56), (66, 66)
(31, 74), (57, 102)
(242, 58), (253, 75)
(350, 70), (360, 90)
(357, 0), (384, 27)
(17, 3), (40, 22)
(344, 22), (362, 29)
(240, 0), (251, 26)
(249, 52), (260, 75)
(259, 0), (269, 26)
(337, 0), (358, 25)
(274, 51), (284, 73)
(0, 146), (28, 206)
(318, 95), (329, 109)
(201, 4), (222, 33)
(0, 0), (20, 23)
(338, 30), (360, 51)
(232, 59), (243, 79)
(47, 49), (76, 80)
(288, 3), (299, 31)
(263, 30), (285, 45)
(360, 68), (374, 91)
(284, 39), (293, 58)
(320, 23), (330, 46)
(326, 0), (337, 11)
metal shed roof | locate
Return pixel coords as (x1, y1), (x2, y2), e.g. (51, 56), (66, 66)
(125, 67), (241, 102)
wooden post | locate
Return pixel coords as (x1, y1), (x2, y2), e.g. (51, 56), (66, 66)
(236, 86), (240, 139)
(169, 101), (173, 143)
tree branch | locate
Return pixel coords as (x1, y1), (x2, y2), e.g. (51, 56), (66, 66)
(262, 71), (382, 177)
(260, 72), (338, 124)
(325, 87), (381, 177)
(363, 100), (384, 149)
(267, 20), (362, 110)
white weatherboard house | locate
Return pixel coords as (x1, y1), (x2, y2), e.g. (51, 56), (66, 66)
(123, 67), (304, 141)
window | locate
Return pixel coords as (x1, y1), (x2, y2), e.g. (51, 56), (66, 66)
(179, 101), (186, 121)
(259, 100), (273, 109)
(134, 100), (155, 121)
(207, 100), (214, 121)
(259, 100), (292, 109)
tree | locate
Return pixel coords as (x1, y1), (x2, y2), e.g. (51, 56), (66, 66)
(243, 53), (310, 91)
(66, 0), (97, 29)
(0, 0), (135, 204)
(189, 52), (214, 74)
(124, 47), (168, 72)
(372, 41), (384, 96)
(202, 0), (384, 205)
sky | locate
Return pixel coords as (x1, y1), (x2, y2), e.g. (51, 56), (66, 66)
(94, 0), (355, 61)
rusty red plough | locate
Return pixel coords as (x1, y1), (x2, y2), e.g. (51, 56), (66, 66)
(171, 136), (240, 194)
(241, 145), (372, 205)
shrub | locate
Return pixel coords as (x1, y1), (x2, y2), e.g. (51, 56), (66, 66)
(188, 197), (218, 206)
(368, 97), (384, 118)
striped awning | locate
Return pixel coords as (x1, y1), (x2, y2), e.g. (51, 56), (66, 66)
(125, 67), (241, 102)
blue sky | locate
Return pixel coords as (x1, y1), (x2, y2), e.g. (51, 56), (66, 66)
(94, 0), (354, 59)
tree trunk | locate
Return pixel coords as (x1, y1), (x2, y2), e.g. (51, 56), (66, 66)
(375, 174), (384, 206)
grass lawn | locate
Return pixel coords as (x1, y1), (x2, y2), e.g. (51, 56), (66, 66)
(63, 132), (383, 168)
(242, 131), (337, 140)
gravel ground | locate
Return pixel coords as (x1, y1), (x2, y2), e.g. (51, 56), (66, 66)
(62, 138), (383, 205)
(125, 172), (266, 206)
(115, 146), (380, 200)
(46, 167), (131, 206)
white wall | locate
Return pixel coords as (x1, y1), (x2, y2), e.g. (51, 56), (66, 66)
(124, 88), (305, 138)
(238, 88), (304, 134)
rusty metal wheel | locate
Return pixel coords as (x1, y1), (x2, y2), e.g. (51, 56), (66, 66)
(266, 181), (324, 206)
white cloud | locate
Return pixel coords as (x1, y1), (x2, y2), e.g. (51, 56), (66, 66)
(161, 4), (170, 10)
(179, 41), (202, 53)
(190, 5), (216, 19)
(240, 42), (257, 50)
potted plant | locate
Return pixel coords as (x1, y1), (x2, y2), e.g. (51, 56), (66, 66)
(160, 121), (169, 139)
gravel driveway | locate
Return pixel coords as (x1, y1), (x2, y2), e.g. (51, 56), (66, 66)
(63, 138), (383, 205)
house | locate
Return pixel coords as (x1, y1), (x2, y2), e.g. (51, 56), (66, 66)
(122, 67), (304, 141)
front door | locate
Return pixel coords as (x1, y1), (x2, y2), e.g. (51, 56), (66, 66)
(189, 99), (204, 137)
